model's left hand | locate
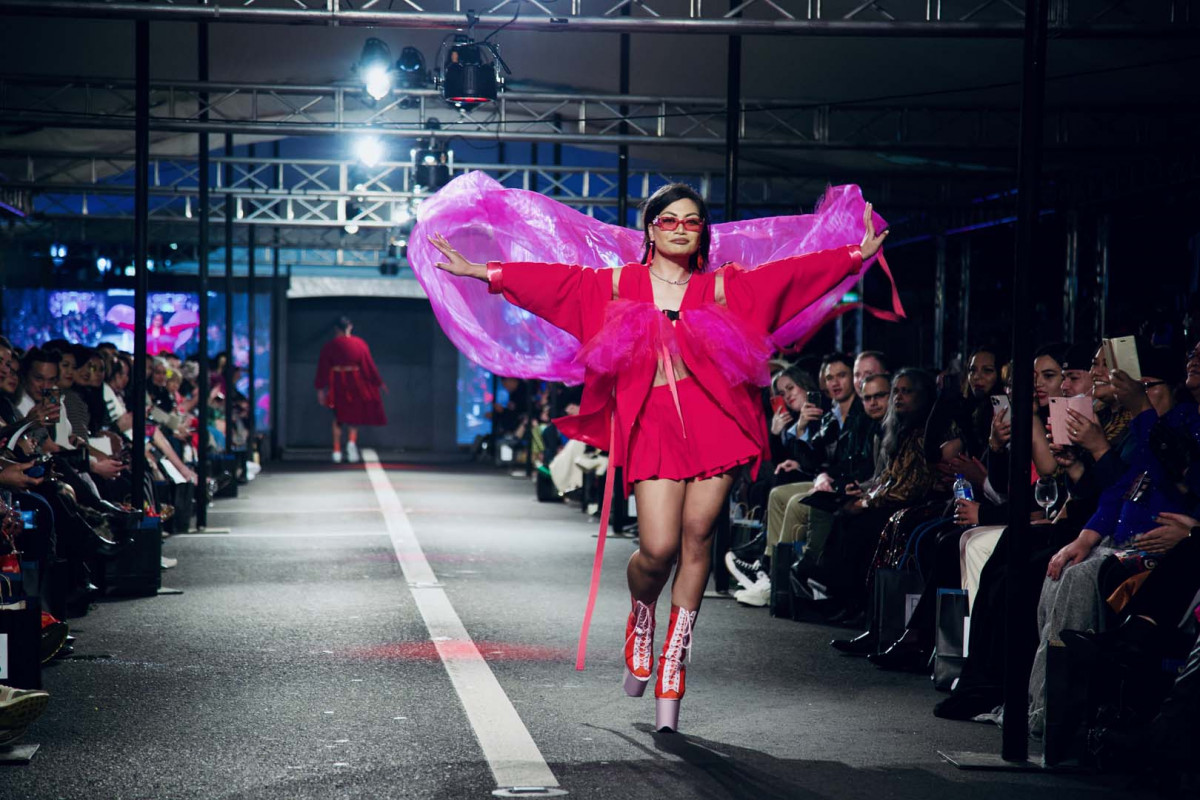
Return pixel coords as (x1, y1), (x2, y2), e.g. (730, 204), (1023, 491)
(860, 202), (888, 261)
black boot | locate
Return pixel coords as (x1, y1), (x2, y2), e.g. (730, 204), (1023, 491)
(868, 629), (932, 673)
(831, 629), (877, 656)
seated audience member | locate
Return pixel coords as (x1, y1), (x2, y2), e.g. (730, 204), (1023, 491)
(853, 351), (889, 394)
(0, 337), (22, 424)
(734, 354), (880, 607)
(794, 368), (938, 624)
(1027, 344), (1197, 735)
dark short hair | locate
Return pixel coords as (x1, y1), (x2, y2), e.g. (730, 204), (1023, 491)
(860, 372), (891, 390)
(820, 352), (854, 375)
(20, 346), (59, 379)
(335, 316), (353, 332)
(639, 183), (711, 273)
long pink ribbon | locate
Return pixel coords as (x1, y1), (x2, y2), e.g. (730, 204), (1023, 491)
(575, 421), (617, 671)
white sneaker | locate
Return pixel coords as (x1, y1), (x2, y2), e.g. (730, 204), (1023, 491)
(734, 581), (770, 607)
(332, 450), (344, 464)
(160, 556), (178, 570)
(346, 442), (361, 463)
(724, 551), (766, 592)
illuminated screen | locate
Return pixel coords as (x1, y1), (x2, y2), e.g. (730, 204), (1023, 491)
(2, 288), (272, 429)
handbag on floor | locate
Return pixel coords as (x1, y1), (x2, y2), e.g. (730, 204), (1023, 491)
(933, 588), (969, 691)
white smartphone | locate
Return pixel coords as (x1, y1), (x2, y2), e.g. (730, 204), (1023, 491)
(990, 394), (1010, 420)
(1103, 336), (1141, 381)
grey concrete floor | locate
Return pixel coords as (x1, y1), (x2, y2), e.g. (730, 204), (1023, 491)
(7, 462), (1146, 799)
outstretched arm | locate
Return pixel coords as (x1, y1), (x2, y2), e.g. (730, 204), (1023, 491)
(428, 232), (607, 342)
(720, 202), (888, 334)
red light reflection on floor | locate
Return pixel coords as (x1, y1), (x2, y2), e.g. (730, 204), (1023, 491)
(340, 640), (571, 663)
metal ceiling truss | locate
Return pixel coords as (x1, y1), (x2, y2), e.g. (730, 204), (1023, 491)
(2, 154), (870, 227)
(0, 0), (1195, 37)
(1, 75), (1194, 154)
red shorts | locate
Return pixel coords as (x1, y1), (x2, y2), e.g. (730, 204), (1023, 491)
(625, 377), (759, 486)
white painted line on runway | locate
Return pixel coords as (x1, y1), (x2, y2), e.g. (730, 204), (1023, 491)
(361, 449), (561, 793)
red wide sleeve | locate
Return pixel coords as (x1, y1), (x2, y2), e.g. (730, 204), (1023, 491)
(721, 244), (863, 335)
(314, 342), (332, 390)
(487, 261), (613, 343)
(357, 339), (384, 387)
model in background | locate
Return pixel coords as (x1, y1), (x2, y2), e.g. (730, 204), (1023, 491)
(314, 316), (387, 463)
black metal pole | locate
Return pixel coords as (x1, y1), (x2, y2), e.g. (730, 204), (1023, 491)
(131, 14), (150, 508)
(1002, 0), (1049, 764)
(616, 10), (630, 228)
(246, 143), (257, 456)
(195, 16), (210, 527)
(959, 240), (972, 361)
(223, 133), (235, 450)
(724, 29), (741, 222)
(270, 139), (282, 461)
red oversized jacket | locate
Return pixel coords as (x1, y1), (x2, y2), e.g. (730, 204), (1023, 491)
(314, 334), (388, 426)
(487, 244), (864, 481)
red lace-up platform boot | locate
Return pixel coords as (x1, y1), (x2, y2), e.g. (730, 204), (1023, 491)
(655, 605), (697, 732)
(623, 598), (656, 696)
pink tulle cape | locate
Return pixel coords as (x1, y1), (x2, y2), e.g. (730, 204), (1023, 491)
(408, 171), (890, 383)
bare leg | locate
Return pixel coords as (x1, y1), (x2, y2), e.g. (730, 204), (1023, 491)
(672, 473), (734, 610)
(627, 479), (686, 605)
(331, 418), (342, 453)
(347, 426), (358, 445)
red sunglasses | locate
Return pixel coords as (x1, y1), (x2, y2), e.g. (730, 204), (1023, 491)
(653, 215), (705, 233)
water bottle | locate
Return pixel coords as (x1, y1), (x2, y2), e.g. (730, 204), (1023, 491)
(953, 474), (974, 502)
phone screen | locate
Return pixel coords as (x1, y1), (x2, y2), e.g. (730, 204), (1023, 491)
(21, 509), (36, 529)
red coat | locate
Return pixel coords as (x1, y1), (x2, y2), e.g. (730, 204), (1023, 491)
(488, 245), (863, 475)
(315, 334), (387, 426)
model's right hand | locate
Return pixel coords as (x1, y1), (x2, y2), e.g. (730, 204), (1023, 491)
(428, 233), (488, 281)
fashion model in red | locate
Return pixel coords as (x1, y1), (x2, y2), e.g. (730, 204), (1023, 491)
(314, 316), (388, 463)
(429, 184), (887, 731)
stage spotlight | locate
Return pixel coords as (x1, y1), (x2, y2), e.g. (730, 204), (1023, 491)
(344, 201), (362, 235)
(50, 243), (67, 264)
(96, 256), (112, 274)
(411, 143), (450, 191)
(396, 46), (429, 88)
(354, 135), (386, 168)
(356, 38), (394, 102)
(437, 32), (510, 107)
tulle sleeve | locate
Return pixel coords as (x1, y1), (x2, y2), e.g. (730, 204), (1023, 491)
(720, 245), (863, 336)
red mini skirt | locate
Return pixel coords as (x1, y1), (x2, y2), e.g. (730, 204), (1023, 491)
(625, 377), (759, 486)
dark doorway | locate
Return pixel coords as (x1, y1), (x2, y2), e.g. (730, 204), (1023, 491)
(285, 296), (459, 454)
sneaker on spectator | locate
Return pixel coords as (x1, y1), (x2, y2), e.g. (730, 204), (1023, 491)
(161, 556), (178, 569)
(0, 686), (50, 738)
(734, 581), (770, 607)
(346, 442), (361, 463)
(724, 551), (766, 592)
(332, 450), (344, 464)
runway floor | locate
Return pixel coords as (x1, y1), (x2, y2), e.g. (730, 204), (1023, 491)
(10, 455), (1145, 799)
